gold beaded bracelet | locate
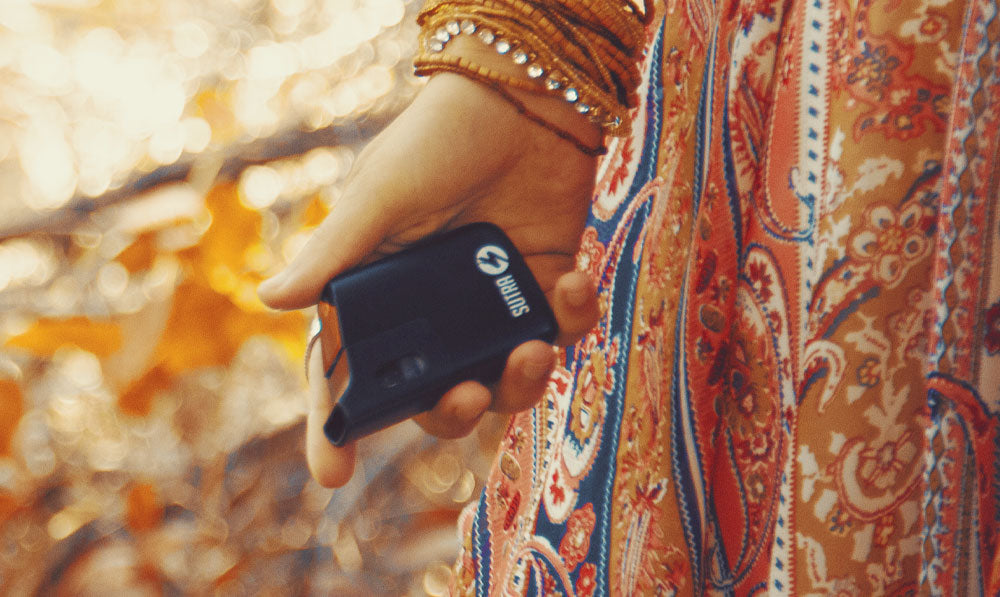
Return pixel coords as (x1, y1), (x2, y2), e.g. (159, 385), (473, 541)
(418, 15), (628, 134)
(417, 0), (647, 137)
(418, 4), (637, 112)
(414, 54), (607, 156)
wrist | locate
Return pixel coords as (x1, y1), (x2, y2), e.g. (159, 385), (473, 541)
(422, 35), (604, 153)
(444, 36), (600, 137)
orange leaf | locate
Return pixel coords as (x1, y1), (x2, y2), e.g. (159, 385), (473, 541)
(195, 88), (238, 144)
(114, 243), (306, 416)
(155, 280), (252, 373)
(0, 380), (24, 457)
(201, 181), (261, 273)
(125, 483), (163, 532)
(229, 306), (308, 365)
(171, 280), (303, 371)
(6, 317), (122, 358)
(301, 194), (329, 228)
(119, 364), (173, 417)
(116, 231), (159, 273)
(114, 276), (306, 417)
(175, 182), (266, 301)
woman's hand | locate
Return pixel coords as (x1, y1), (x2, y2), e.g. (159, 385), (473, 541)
(258, 71), (601, 488)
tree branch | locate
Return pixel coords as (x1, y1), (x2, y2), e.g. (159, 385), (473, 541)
(0, 111), (398, 239)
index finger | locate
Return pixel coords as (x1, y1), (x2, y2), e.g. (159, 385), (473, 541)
(258, 196), (393, 310)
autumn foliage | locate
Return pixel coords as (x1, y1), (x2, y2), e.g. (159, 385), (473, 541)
(5, 181), (307, 419)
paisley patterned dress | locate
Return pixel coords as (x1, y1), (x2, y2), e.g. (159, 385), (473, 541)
(450, 0), (1000, 594)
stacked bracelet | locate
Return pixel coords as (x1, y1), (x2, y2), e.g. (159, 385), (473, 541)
(419, 17), (622, 131)
(414, 54), (607, 156)
(416, 0), (647, 137)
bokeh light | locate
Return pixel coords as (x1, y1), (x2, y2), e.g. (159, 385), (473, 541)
(0, 0), (419, 229)
(0, 1), (502, 594)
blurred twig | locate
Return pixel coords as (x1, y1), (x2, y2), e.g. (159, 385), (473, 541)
(0, 112), (398, 240)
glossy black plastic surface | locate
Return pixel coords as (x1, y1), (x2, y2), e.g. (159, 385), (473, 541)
(319, 223), (558, 445)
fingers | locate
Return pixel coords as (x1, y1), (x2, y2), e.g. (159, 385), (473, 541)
(550, 270), (601, 347)
(258, 197), (393, 310)
(414, 339), (556, 440)
(305, 344), (356, 488)
(492, 340), (558, 413)
(413, 381), (493, 439)
(414, 271), (598, 438)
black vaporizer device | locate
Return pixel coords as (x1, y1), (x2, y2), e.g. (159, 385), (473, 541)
(317, 223), (558, 445)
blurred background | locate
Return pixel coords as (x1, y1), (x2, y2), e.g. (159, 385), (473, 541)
(0, 1), (505, 594)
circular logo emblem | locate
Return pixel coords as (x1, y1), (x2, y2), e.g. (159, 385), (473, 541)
(475, 244), (510, 275)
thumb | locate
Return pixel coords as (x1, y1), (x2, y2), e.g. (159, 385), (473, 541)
(257, 197), (392, 310)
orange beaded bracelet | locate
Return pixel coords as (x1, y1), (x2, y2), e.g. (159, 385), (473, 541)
(416, 0), (647, 137)
(414, 54), (607, 156)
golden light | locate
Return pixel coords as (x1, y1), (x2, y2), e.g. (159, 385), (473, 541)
(0, 125), (12, 162)
(18, 41), (71, 93)
(358, 64), (395, 102)
(73, 118), (130, 197)
(97, 262), (129, 299)
(239, 165), (285, 210)
(0, 3), (47, 35)
(0, 1), (482, 593)
(48, 509), (91, 542)
(58, 348), (103, 390)
(31, 0), (102, 7)
(19, 111), (78, 210)
(149, 124), (186, 166)
(181, 117), (212, 153)
(171, 20), (211, 59)
(303, 147), (342, 186)
(0, 239), (56, 291)
(273, 0), (309, 18)
(375, 0), (407, 28)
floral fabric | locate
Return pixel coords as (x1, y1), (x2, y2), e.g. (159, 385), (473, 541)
(451, 0), (1000, 594)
